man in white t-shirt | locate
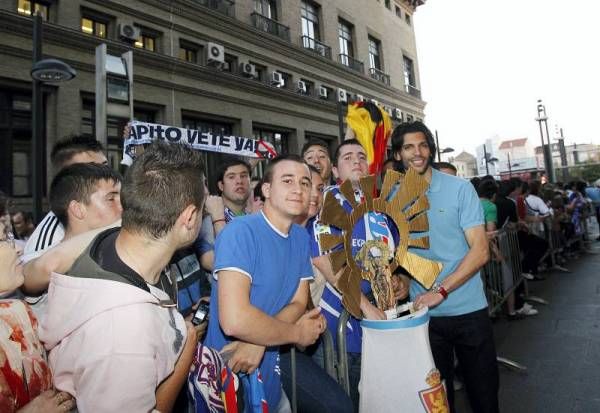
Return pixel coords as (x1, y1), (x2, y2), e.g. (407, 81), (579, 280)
(22, 136), (108, 263)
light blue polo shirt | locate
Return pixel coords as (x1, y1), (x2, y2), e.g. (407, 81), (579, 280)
(408, 168), (488, 317)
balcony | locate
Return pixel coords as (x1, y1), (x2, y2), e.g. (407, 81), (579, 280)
(196, 0), (235, 17)
(301, 36), (332, 60)
(369, 67), (391, 86)
(405, 84), (421, 99)
(251, 12), (290, 42)
(338, 54), (364, 74)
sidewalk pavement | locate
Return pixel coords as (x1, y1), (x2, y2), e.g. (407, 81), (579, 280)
(456, 239), (600, 412)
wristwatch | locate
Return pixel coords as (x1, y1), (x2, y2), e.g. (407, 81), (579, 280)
(431, 283), (448, 300)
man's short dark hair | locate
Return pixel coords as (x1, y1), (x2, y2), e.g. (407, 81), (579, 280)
(498, 180), (516, 197)
(477, 179), (498, 199)
(333, 139), (363, 167)
(390, 122), (436, 172)
(301, 139), (330, 158)
(262, 154), (308, 184)
(50, 136), (105, 169)
(49, 163), (122, 228)
(434, 162), (457, 174)
(253, 178), (265, 202)
(214, 157), (251, 194)
(121, 143), (205, 239)
(529, 180), (541, 196)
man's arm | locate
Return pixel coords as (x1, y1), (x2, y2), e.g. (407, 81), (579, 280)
(22, 222), (119, 294)
(218, 270), (321, 347)
(155, 323), (199, 413)
(414, 224), (489, 310)
(223, 279), (325, 374)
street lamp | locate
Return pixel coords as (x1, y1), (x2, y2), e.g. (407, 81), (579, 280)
(535, 99), (555, 183)
(31, 12), (77, 224)
(435, 130), (454, 162)
(507, 152), (521, 178)
(483, 144), (498, 175)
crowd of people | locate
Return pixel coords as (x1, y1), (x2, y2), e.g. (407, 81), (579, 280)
(1, 121), (598, 413)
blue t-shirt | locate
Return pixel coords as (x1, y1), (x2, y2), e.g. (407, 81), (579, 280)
(205, 212), (313, 408)
(409, 168), (488, 316)
(306, 186), (397, 353)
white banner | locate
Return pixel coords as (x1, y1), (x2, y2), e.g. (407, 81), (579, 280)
(122, 121), (277, 165)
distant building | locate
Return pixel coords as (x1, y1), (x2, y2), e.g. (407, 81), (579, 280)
(450, 151), (477, 178)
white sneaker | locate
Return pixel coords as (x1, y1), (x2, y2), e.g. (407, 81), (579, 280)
(522, 272), (534, 280)
(516, 305), (538, 316)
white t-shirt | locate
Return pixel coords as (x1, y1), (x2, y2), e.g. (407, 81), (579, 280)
(22, 211), (65, 263)
(525, 194), (552, 217)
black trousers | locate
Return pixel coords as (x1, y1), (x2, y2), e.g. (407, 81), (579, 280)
(429, 309), (499, 413)
(517, 230), (548, 275)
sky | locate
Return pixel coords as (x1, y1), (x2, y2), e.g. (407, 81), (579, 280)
(413, 0), (600, 156)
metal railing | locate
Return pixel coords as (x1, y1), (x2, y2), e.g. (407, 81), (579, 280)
(369, 67), (391, 86)
(196, 0), (235, 17)
(405, 84), (421, 99)
(338, 54), (364, 73)
(251, 12), (290, 42)
(300, 36), (332, 60)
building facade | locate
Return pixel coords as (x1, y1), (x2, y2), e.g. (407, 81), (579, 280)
(0, 0), (426, 206)
(450, 151), (477, 178)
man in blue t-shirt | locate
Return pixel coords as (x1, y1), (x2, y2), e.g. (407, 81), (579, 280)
(308, 139), (407, 410)
(204, 155), (326, 412)
(391, 121), (498, 413)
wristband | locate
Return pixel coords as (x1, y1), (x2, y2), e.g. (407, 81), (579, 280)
(431, 283), (448, 300)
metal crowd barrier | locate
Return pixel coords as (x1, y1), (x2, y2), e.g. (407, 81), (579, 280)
(481, 227), (528, 372)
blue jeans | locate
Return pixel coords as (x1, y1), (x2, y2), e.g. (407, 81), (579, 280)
(280, 347), (353, 413)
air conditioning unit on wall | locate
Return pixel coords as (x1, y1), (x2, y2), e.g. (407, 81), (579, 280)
(206, 42), (225, 65)
(239, 61), (257, 78)
(271, 71), (283, 87)
(297, 80), (307, 94)
(394, 108), (403, 121)
(119, 23), (140, 42)
(337, 88), (347, 103)
(318, 86), (328, 99)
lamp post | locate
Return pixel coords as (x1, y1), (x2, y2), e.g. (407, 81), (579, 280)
(535, 99), (555, 183)
(30, 12), (76, 224)
(435, 130), (454, 162)
(507, 152), (521, 178)
(483, 144), (498, 175)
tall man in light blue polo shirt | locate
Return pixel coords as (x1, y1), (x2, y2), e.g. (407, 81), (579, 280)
(392, 122), (499, 413)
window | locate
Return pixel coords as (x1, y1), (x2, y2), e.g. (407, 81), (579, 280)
(223, 54), (238, 73)
(301, 1), (320, 41)
(385, 0), (391, 10)
(368, 36), (382, 70)
(395, 6), (402, 18)
(17, 0), (49, 20)
(135, 33), (156, 51)
(179, 41), (200, 63)
(253, 126), (290, 177)
(300, 78), (315, 96)
(250, 61), (267, 82)
(405, 12), (411, 25)
(338, 19), (354, 65)
(81, 17), (107, 38)
(254, 0), (277, 19)
(403, 55), (416, 87)
(275, 71), (293, 89)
